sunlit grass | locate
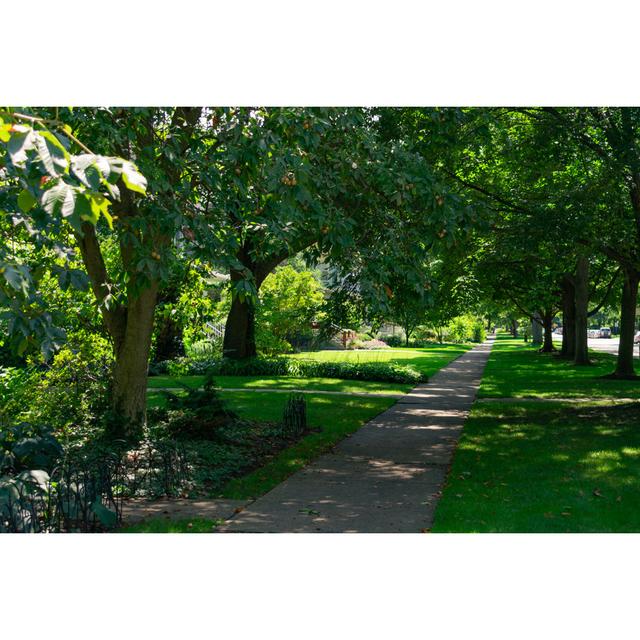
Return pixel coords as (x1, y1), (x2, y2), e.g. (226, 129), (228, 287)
(148, 374), (410, 395)
(478, 335), (640, 399)
(118, 518), (222, 533)
(433, 336), (640, 532)
(290, 344), (470, 377)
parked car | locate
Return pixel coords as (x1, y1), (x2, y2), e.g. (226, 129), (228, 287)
(634, 331), (640, 344)
(599, 327), (612, 338)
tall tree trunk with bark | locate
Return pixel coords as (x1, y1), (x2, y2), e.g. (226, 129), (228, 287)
(223, 284), (258, 359)
(540, 309), (554, 352)
(111, 284), (159, 436)
(531, 312), (543, 345)
(222, 249), (286, 360)
(614, 267), (639, 378)
(560, 275), (576, 359)
(574, 256), (590, 365)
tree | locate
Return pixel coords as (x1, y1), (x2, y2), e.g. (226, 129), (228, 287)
(520, 108), (640, 377)
(189, 108), (471, 359)
(0, 108), (219, 439)
(255, 264), (324, 352)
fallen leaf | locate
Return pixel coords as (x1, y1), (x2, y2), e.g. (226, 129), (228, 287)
(593, 489), (603, 498)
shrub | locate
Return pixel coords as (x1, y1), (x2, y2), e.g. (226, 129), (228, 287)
(381, 335), (403, 347)
(0, 366), (36, 424)
(282, 393), (307, 437)
(0, 422), (63, 474)
(414, 327), (438, 342)
(471, 320), (486, 343)
(379, 335), (437, 348)
(256, 331), (292, 356)
(186, 337), (223, 360)
(446, 315), (486, 343)
(163, 354), (424, 384)
(356, 339), (390, 350)
(29, 341), (111, 440)
(151, 376), (237, 440)
(211, 357), (423, 384)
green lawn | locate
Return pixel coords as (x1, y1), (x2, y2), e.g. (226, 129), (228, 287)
(290, 344), (470, 377)
(147, 344), (470, 397)
(119, 518), (223, 533)
(148, 374), (410, 395)
(479, 335), (640, 399)
(432, 401), (640, 532)
(432, 333), (640, 532)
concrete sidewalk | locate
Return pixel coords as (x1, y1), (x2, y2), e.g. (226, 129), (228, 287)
(221, 337), (495, 533)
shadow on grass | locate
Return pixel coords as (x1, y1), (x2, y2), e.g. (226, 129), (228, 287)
(432, 402), (640, 532)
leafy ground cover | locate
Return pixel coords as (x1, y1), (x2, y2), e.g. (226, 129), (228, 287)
(145, 389), (393, 498)
(432, 334), (640, 532)
(123, 391), (393, 531)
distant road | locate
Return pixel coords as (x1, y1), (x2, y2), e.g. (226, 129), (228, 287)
(554, 335), (639, 358)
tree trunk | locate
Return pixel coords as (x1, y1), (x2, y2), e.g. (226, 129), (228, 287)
(154, 314), (184, 362)
(574, 255), (590, 365)
(222, 253), (286, 360)
(560, 275), (576, 359)
(613, 267), (639, 378)
(223, 293), (257, 359)
(110, 283), (159, 440)
(511, 319), (518, 337)
(403, 322), (412, 347)
(540, 310), (554, 352)
(531, 312), (543, 345)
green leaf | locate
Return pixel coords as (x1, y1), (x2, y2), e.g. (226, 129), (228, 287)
(71, 154), (109, 189)
(34, 131), (69, 177)
(120, 160), (147, 195)
(17, 189), (36, 213)
(0, 262), (31, 295)
(88, 193), (113, 228)
(41, 181), (76, 218)
(91, 498), (117, 528)
(7, 126), (35, 167)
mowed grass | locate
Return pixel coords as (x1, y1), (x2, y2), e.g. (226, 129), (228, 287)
(148, 375), (409, 395)
(119, 518), (223, 533)
(479, 335), (640, 399)
(146, 389), (394, 500)
(290, 344), (470, 377)
(432, 401), (640, 532)
(433, 334), (640, 532)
